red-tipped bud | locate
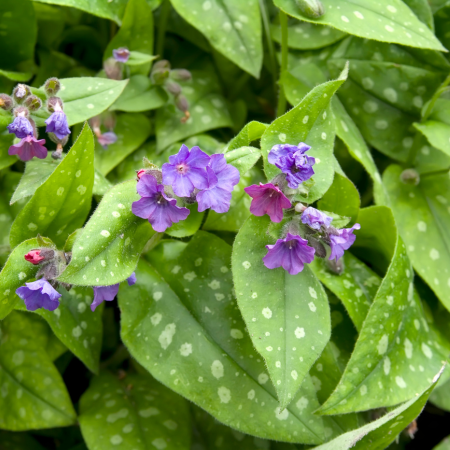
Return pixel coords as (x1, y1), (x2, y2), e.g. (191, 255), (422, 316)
(24, 250), (45, 265)
(137, 169), (146, 179)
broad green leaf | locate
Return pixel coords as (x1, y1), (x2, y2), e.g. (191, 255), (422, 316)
(95, 113), (152, 176)
(57, 180), (155, 286)
(93, 170), (113, 196)
(261, 65), (347, 203)
(156, 71), (232, 151)
(32, 78), (128, 127)
(318, 237), (449, 415)
(430, 376), (450, 412)
(272, 22), (346, 50)
(0, 133), (16, 172)
(203, 167), (263, 233)
(310, 253), (378, 332)
(310, 367), (444, 450)
(414, 120), (450, 156)
(0, 69), (33, 82)
(435, 438), (450, 450)
(165, 204), (204, 238)
(274, 0), (446, 52)
(318, 173), (360, 226)
(0, 311), (76, 430)
(403, 0), (434, 30)
(110, 75), (168, 112)
(15, 286), (103, 373)
(224, 146), (261, 175)
(0, 237), (54, 320)
(225, 121), (268, 152)
(170, 0), (262, 78)
(435, 4), (450, 50)
(121, 236), (328, 444)
(232, 215), (331, 408)
(9, 124), (95, 248)
(79, 371), (191, 450)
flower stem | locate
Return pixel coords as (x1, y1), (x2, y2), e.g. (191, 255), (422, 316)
(276, 10), (289, 118)
(156, 0), (171, 58)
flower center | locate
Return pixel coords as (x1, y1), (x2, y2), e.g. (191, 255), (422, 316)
(156, 193), (167, 205)
(176, 163), (188, 174)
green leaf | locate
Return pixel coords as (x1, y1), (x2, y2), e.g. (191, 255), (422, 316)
(434, 437), (450, 450)
(57, 180), (155, 286)
(232, 215), (331, 408)
(383, 165), (450, 312)
(93, 170), (113, 196)
(414, 120), (450, 156)
(403, 0), (434, 30)
(225, 121), (268, 152)
(0, 69), (33, 82)
(110, 75), (168, 112)
(274, 0), (446, 52)
(224, 146), (261, 175)
(31, 78), (128, 127)
(121, 235), (328, 444)
(15, 285), (103, 373)
(0, 133), (16, 172)
(310, 367), (444, 450)
(0, 430), (46, 449)
(430, 375), (450, 412)
(0, 237), (54, 320)
(79, 371), (191, 450)
(156, 71), (232, 151)
(95, 113), (152, 176)
(0, 311), (76, 430)
(9, 124), (95, 248)
(165, 204), (204, 238)
(318, 237), (449, 415)
(170, 0), (262, 78)
(125, 51), (157, 66)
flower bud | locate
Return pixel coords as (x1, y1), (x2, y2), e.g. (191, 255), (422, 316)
(166, 81), (182, 96)
(44, 78), (61, 96)
(151, 60), (171, 85)
(294, 203), (307, 213)
(307, 236), (327, 258)
(13, 84), (31, 103)
(24, 95), (42, 112)
(136, 167), (162, 183)
(326, 257), (345, 274)
(175, 94), (189, 113)
(47, 96), (64, 113)
(170, 69), (192, 82)
(24, 250), (45, 265)
(13, 106), (29, 118)
(295, 0), (325, 18)
(113, 47), (130, 63)
(104, 57), (123, 80)
(400, 168), (420, 186)
(0, 94), (14, 111)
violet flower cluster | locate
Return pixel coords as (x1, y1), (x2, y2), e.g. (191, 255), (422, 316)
(132, 144), (240, 232)
(245, 142), (360, 275)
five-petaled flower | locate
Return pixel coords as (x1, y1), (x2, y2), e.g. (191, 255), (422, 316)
(329, 224), (361, 261)
(8, 135), (47, 161)
(301, 207), (333, 230)
(132, 174), (190, 232)
(113, 47), (130, 63)
(244, 183), (292, 223)
(91, 273), (136, 312)
(45, 110), (71, 140)
(7, 116), (33, 139)
(263, 233), (315, 275)
(162, 144), (210, 197)
(16, 279), (61, 312)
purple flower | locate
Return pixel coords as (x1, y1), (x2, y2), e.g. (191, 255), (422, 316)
(113, 47), (130, 63)
(132, 174), (190, 232)
(263, 233), (315, 275)
(244, 183), (292, 223)
(91, 273), (136, 312)
(45, 111), (71, 140)
(162, 144), (210, 197)
(97, 131), (118, 149)
(16, 279), (61, 312)
(268, 142), (315, 189)
(329, 224), (361, 261)
(301, 207), (333, 230)
(197, 154), (240, 213)
(7, 116), (33, 139)
(8, 135), (48, 162)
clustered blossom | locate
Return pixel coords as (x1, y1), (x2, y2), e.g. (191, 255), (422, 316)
(244, 142), (360, 275)
(7, 115), (33, 138)
(132, 144), (240, 232)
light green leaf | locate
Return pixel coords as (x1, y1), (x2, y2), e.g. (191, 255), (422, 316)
(156, 71), (232, 151)
(79, 371), (191, 450)
(0, 311), (76, 430)
(121, 235), (328, 444)
(274, 0), (446, 51)
(125, 51), (157, 66)
(10, 124), (95, 248)
(57, 180), (155, 286)
(224, 146), (261, 175)
(414, 120), (450, 156)
(232, 215), (331, 408)
(93, 170), (113, 196)
(403, 0), (434, 30)
(0, 69), (33, 82)
(225, 121), (268, 152)
(170, 0), (262, 78)
(95, 113), (152, 176)
(165, 204), (204, 238)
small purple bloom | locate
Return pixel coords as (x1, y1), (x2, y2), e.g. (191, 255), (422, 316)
(301, 207), (333, 230)
(268, 142), (315, 189)
(263, 233), (315, 275)
(244, 183), (292, 223)
(8, 135), (47, 162)
(45, 111), (71, 140)
(132, 174), (190, 232)
(113, 47), (130, 63)
(7, 116), (33, 139)
(97, 131), (118, 149)
(91, 273), (136, 312)
(329, 224), (361, 261)
(162, 144), (210, 197)
(197, 154), (240, 213)
(16, 279), (61, 312)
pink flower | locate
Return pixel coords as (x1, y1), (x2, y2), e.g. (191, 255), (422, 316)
(8, 136), (47, 161)
(24, 250), (45, 265)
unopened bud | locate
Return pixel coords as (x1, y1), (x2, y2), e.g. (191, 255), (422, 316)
(113, 47), (130, 63)
(295, 0), (325, 18)
(137, 168), (163, 183)
(307, 236), (327, 258)
(104, 57), (123, 80)
(44, 78), (61, 96)
(294, 203), (307, 213)
(166, 81), (182, 96)
(13, 106), (29, 118)
(151, 60), (171, 85)
(24, 95), (42, 112)
(24, 250), (45, 265)
(400, 168), (420, 186)
(47, 96), (63, 113)
(13, 84), (30, 103)
(170, 69), (192, 82)
(175, 94), (189, 113)
(326, 257), (345, 275)
(0, 94), (14, 111)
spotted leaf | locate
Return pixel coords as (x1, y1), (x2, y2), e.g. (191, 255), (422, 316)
(225, 121), (268, 152)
